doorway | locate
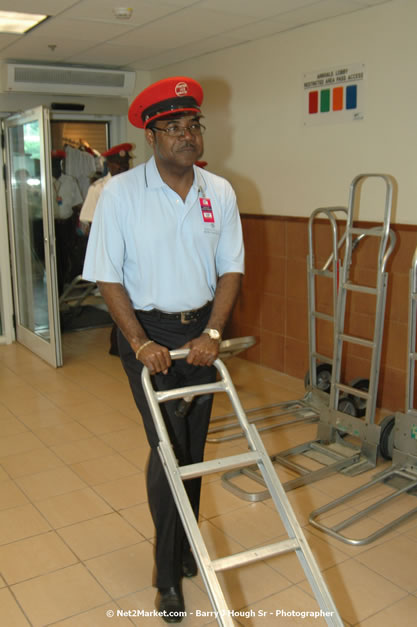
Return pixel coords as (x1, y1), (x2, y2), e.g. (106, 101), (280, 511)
(50, 119), (113, 338)
(51, 120), (109, 155)
(4, 106), (62, 366)
(2, 108), (121, 364)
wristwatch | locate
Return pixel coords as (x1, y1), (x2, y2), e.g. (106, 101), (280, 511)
(203, 328), (222, 342)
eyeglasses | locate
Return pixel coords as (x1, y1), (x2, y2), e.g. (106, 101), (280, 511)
(152, 122), (206, 137)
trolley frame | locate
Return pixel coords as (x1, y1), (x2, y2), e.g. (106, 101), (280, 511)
(142, 349), (343, 626)
(309, 245), (417, 545)
(207, 207), (348, 446)
(222, 174), (396, 502)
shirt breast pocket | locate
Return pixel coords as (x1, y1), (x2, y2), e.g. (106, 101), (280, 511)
(203, 222), (220, 235)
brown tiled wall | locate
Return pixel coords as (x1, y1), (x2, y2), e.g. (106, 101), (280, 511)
(225, 215), (417, 412)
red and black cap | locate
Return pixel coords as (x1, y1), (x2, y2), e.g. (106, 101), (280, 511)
(51, 149), (66, 159)
(195, 161), (208, 168)
(102, 143), (133, 159)
(128, 77), (203, 129)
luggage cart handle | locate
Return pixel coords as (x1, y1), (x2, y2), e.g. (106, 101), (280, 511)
(141, 349), (238, 406)
(169, 348), (193, 361)
(141, 349), (258, 450)
(348, 174), (396, 270)
(351, 227), (396, 273)
(170, 336), (257, 362)
(308, 206), (348, 273)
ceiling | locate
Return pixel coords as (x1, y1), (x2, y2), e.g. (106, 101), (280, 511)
(0, 0), (391, 71)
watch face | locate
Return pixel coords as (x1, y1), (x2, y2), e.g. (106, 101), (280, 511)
(204, 328), (221, 340)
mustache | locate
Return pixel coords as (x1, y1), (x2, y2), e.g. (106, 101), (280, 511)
(177, 141), (196, 148)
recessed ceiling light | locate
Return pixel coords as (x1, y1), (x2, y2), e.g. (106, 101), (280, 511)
(0, 10), (48, 34)
(113, 7), (133, 20)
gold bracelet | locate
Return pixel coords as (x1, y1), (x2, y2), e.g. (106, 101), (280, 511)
(135, 340), (154, 360)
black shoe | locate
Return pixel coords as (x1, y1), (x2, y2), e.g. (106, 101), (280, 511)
(182, 551), (197, 578)
(109, 346), (119, 356)
(157, 586), (185, 623)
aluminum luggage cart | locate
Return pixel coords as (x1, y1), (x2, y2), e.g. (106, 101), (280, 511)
(309, 243), (417, 546)
(142, 349), (343, 626)
(222, 174), (396, 502)
(207, 206), (349, 446)
(306, 206), (348, 395)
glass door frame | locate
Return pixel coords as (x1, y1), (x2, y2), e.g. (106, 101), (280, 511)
(0, 126), (14, 345)
(1, 109), (123, 361)
(5, 106), (62, 366)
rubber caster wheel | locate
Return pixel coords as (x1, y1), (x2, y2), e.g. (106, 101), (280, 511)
(379, 414), (395, 460)
(304, 363), (332, 393)
(348, 377), (369, 418)
(338, 395), (358, 416)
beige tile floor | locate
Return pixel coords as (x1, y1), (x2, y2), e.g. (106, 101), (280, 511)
(0, 326), (417, 626)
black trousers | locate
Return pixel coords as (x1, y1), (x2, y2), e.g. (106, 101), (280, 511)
(118, 308), (216, 588)
(55, 217), (75, 294)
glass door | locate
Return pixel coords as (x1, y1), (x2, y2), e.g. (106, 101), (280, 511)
(0, 133), (14, 344)
(5, 106), (62, 367)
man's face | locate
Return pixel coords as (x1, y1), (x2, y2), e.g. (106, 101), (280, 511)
(51, 159), (62, 179)
(145, 114), (204, 170)
(107, 156), (130, 176)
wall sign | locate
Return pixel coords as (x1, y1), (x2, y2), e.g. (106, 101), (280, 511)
(303, 63), (365, 125)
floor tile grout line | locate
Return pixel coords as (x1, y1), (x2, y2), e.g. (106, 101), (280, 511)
(350, 592), (417, 626)
(3, 578), (36, 626)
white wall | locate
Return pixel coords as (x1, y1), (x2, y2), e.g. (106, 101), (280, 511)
(0, 71), (152, 164)
(146, 0), (416, 224)
(0, 92), (128, 116)
(126, 70), (151, 165)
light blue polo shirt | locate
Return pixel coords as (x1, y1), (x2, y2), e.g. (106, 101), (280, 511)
(83, 157), (244, 311)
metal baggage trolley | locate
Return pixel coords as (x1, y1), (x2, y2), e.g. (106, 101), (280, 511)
(222, 174), (396, 501)
(142, 349), (343, 626)
(206, 206), (349, 446)
(309, 243), (417, 545)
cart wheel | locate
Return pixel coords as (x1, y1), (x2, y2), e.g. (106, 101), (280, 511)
(338, 396), (358, 416)
(304, 363), (332, 393)
(379, 414), (395, 460)
(348, 378), (369, 418)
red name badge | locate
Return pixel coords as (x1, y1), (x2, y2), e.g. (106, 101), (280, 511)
(200, 198), (214, 223)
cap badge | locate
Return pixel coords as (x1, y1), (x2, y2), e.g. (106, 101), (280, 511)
(175, 81), (189, 97)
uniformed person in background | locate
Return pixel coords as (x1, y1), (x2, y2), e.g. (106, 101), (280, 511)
(79, 143), (133, 354)
(51, 150), (83, 294)
(79, 142), (133, 233)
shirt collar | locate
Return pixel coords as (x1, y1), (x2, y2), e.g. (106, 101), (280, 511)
(146, 156), (207, 195)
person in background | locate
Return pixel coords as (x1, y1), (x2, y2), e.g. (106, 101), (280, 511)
(82, 76), (244, 623)
(79, 143), (133, 233)
(79, 143), (133, 355)
(51, 150), (83, 294)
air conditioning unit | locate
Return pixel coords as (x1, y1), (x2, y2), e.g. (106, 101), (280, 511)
(2, 63), (136, 97)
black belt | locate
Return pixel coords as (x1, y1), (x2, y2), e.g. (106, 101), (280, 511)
(137, 301), (212, 324)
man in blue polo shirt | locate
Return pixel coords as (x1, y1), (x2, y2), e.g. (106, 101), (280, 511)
(83, 76), (244, 623)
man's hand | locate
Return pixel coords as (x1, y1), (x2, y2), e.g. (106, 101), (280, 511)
(180, 333), (220, 367)
(136, 341), (171, 375)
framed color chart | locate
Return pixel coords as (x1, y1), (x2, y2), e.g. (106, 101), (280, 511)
(303, 63), (365, 126)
